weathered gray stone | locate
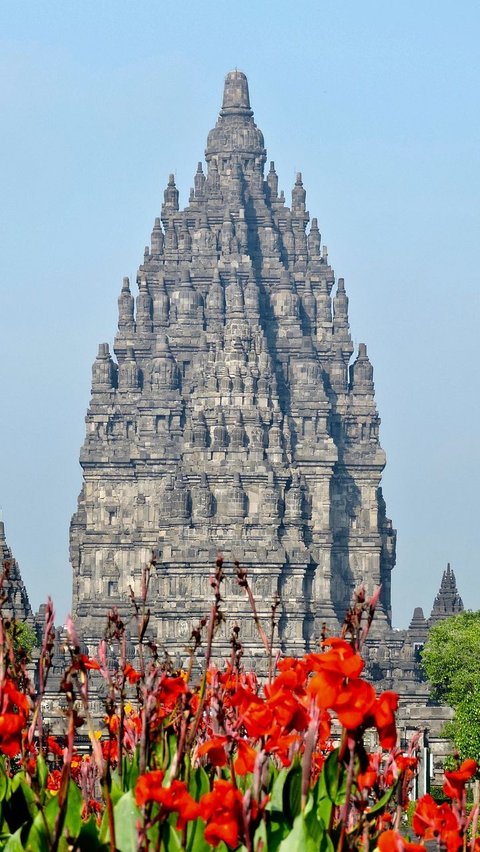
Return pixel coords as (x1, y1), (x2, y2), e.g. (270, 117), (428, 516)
(67, 71), (402, 669)
(69, 70), (398, 662)
(0, 520), (34, 627)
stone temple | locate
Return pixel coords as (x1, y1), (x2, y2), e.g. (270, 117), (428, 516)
(70, 69), (396, 663)
(0, 71), (467, 768)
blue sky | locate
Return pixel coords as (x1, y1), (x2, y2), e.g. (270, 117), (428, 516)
(0, 0), (479, 628)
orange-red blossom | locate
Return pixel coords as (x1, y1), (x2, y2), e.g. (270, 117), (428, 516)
(443, 758), (477, 800)
(377, 828), (425, 851)
(135, 771), (201, 829)
(412, 793), (464, 851)
(199, 779), (244, 848)
(306, 638), (398, 747)
(0, 678), (30, 757)
(135, 773), (244, 846)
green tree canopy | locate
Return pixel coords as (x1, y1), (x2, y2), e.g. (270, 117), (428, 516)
(422, 611), (480, 705)
(5, 619), (37, 660)
(422, 610), (480, 764)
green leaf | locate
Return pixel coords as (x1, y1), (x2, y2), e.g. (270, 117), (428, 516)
(4, 779), (36, 833)
(0, 762), (10, 802)
(186, 817), (210, 852)
(364, 783), (396, 817)
(265, 818), (290, 851)
(283, 763), (302, 824)
(253, 820), (268, 851)
(322, 748), (347, 805)
(122, 751), (140, 792)
(64, 779), (83, 838)
(75, 814), (110, 851)
(3, 827), (25, 852)
(268, 767), (289, 814)
(25, 815), (51, 852)
(112, 790), (141, 852)
(161, 821), (182, 851)
(107, 773), (124, 807)
(35, 756), (48, 792)
(188, 766), (210, 801)
(278, 811), (330, 851)
(316, 795), (333, 832)
(268, 763), (302, 825)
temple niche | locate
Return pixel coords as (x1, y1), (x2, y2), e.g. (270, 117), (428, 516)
(70, 70), (397, 666)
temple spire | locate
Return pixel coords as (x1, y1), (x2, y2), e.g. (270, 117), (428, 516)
(205, 69), (265, 173)
(221, 69), (252, 115)
(429, 563), (464, 625)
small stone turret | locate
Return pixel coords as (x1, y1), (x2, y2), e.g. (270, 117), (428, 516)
(291, 172), (306, 214)
(117, 277), (134, 331)
(349, 343), (374, 395)
(307, 218), (321, 258)
(151, 218), (164, 256)
(267, 161), (278, 198)
(162, 174), (179, 214)
(91, 343), (116, 392)
(135, 279), (153, 333)
(194, 162), (206, 198)
(408, 606), (429, 644)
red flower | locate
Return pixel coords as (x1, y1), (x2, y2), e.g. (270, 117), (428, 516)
(101, 738), (119, 764)
(47, 769), (62, 792)
(264, 666), (310, 733)
(151, 780), (201, 829)
(306, 638), (365, 678)
(136, 773), (200, 829)
(199, 779), (244, 848)
(264, 727), (300, 766)
(79, 654), (101, 670)
(412, 793), (460, 846)
(47, 735), (64, 757)
(154, 674), (187, 719)
(372, 691), (398, 748)
(276, 657), (309, 688)
(3, 680), (30, 715)
(0, 679), (29, 758)
(307, 667), (344, 710)
(357, 753), (380, 791)
(124, 663), (141, 684)
(377, 828), (424, 851)
(231, 688), (274, 738)
(197, 736), (228, 767)
(234, 739), (257, 775)
(0, 712), (25, 756)
(395, 755), (417, 774)
(135, 770), (165, 806)
(333, 678), (376, 729)
(443, 758), (477, 800)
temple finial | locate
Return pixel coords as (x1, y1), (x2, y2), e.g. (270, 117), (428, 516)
(221, 70), (252, 114)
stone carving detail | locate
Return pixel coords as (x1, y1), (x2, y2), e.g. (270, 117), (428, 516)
(71, 70), (399, 665)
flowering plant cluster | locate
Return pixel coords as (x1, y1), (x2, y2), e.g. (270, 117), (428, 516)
(0, 557), (478, 850)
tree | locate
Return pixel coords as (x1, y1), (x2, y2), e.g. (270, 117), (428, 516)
(5, 619), (37, 660)
(443, 686), (480, 767)
(422, 611), (480, 764)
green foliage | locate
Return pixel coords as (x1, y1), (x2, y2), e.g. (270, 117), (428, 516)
(5, 621), (37, 660)
(422, 610), (480, 764)
(444, 685), (480, 766)
(421, 610), (480, 706)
